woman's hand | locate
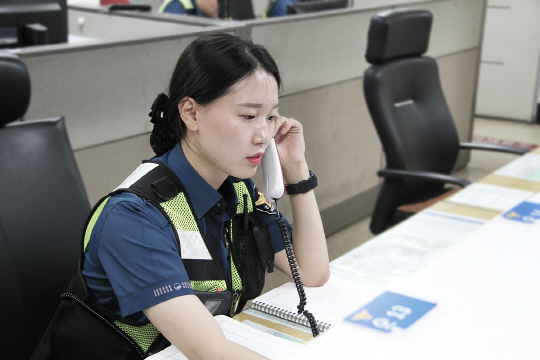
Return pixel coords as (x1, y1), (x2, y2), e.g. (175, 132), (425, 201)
(273, 116), (309, 184)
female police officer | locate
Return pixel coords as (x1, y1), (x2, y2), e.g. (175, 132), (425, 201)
(34, 32), (329, 360)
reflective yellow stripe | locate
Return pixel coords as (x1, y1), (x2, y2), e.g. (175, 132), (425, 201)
(230, 181), (254, 312)
(233, 182), (253, 214)
(114, 321), (160, 354)
(83, 197), (110, 252)
(191, 280), (228, 292)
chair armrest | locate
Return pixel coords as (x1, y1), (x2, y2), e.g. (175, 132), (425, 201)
(377, 168), (471, 188)
(460, 142), (529, 155)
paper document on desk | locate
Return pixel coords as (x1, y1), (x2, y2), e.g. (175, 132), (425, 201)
(495, 153), (540, 181)
(446, 183), (533, 211)
(330, 210), (484, 282)
(146, 315), (303, 360)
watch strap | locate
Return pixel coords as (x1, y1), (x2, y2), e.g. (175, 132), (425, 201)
(285, 170), (318, 195)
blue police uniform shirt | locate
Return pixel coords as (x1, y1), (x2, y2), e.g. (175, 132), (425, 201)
(82, 143), (290, 322)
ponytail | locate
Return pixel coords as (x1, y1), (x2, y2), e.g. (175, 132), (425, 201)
(149, 93), (178, 156)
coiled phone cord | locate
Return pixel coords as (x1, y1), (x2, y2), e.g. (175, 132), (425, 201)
(273, 199), (320, 337)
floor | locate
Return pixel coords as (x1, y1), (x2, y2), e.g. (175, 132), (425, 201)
(261, 117), (540, 293)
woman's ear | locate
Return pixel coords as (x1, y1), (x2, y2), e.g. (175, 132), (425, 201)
(178, 97), (199, 132)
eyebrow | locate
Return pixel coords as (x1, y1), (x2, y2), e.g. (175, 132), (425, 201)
(238, 103), (279, 109)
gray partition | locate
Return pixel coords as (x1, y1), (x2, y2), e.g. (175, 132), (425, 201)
(247, 8), (376, 96)
(16, 11), (242, 150)
(67, 8), (203, 41)
(352, 0), (408, 8)
(69, 3), (230, 27)
(10, 0), (486, 236)
(412, 0), (485, 58)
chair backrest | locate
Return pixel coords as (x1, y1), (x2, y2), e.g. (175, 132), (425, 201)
(0, 54), (31, 124)
(0, 54), (90, 359)
(364, 9), (460, 234)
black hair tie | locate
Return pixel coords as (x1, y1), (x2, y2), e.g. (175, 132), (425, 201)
(149, 93), (169, 124)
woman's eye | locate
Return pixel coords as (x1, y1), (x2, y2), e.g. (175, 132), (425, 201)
(242, 115), (255, 120)
(267, 116), (277, 122)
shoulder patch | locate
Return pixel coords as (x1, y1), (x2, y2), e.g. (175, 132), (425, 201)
(255, 190), (278, 216)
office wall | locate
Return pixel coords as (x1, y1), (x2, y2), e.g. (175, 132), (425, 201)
(476, 0), (540, 122)
(439, 49), (481, 169)
(19, 0), (485, 236)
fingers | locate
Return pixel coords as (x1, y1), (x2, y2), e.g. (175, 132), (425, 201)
(274, 116), (302, 137)
(273, 116), (287, 137)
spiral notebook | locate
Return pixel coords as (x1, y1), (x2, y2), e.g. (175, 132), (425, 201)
(251, 298), (333, 332)
(249, 271), (382, 332)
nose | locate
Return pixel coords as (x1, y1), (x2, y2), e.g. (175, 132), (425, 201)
(252, 118), (273, 145)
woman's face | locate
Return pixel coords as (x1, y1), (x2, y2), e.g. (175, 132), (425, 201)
(183, 69), (279, 187)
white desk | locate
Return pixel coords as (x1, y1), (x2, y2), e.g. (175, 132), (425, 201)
(300, 217), (540, 359)
(297, 150), (540, 359)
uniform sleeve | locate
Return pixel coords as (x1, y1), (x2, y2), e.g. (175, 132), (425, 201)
(85, 194), (194, 319)
(248, 180), (292, 254)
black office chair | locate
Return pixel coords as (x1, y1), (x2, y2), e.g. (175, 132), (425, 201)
(0, 54), (91, 359)
(364, 9), (528, 235)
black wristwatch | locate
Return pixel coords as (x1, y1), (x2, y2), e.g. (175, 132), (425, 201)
(285, 170), (318, 195)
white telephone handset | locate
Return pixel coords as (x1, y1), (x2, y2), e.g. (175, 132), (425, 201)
(261, 138), (285, 201)
(261, 139), (320, 337)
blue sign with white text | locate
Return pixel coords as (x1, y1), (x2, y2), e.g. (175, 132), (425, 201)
(345, 291), (436, 332)
(503, 201), (540, 224)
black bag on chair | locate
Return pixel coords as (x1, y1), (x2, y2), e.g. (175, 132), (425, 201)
(32, 262), (169, 360)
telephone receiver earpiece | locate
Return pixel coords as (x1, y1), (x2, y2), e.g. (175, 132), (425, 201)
(261, 138), (285, 201)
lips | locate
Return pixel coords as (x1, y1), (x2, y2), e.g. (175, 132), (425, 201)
(247, 153), (263, 164)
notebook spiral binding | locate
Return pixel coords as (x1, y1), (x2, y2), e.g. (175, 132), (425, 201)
(251, 301), (332, 332)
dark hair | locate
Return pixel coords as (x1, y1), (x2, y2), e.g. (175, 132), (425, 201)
(150, 32), (282, 156)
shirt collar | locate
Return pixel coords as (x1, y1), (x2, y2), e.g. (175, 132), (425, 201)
(154, 143), (238, 220)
